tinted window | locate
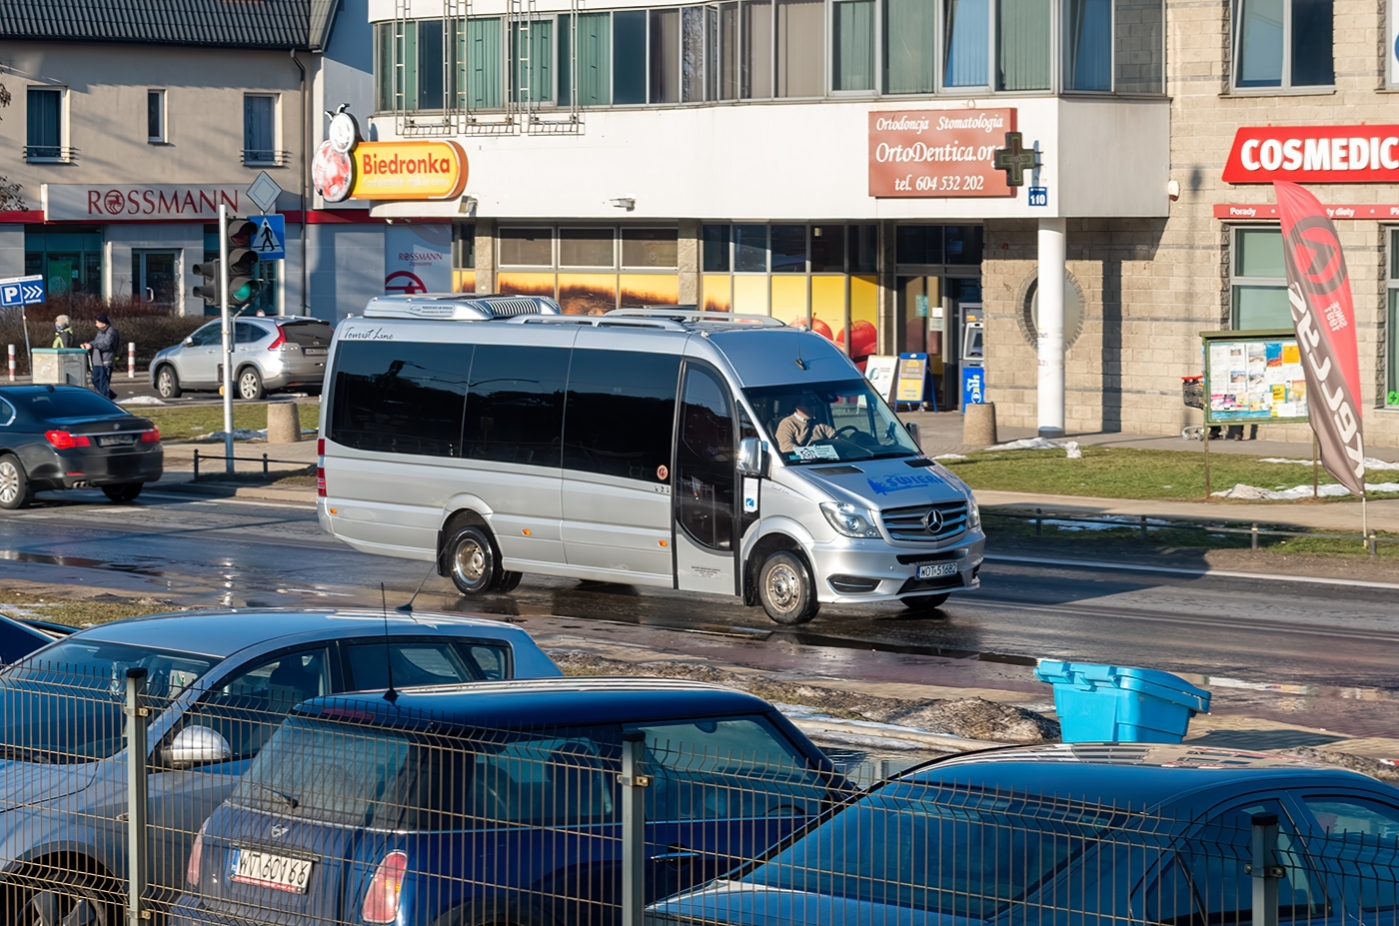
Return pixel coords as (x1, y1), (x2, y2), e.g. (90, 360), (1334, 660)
(345, 640), (509, 689)
(188, 323), (221, 347)
(280, 320), (334, 348)
(234, 321), (265, 344)
(0, 617), (48, 665)
(1303, 798), (1399, 912)
(17, 390), (125, 421)
(463, 345), (567, 466)
(329, 340), (470, 457)
(1182, 800), (1325, 921)
(676, 366), (735, 549)
(564, 349), (679, 481)
(0, 398), (15, 426)
(188, 648), (332, 762)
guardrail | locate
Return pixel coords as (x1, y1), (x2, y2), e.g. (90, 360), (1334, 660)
(191, 449), (309, 480)
(984, 507), (1393, 556)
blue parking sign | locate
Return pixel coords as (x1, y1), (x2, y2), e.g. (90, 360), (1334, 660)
(248, 215), (286, 261)
(0, 274), (45, 307)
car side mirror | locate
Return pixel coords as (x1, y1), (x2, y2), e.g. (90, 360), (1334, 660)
(737, 437), (768, 477)
(905, 422), (922, 449)
(164, 725), (232, 769)
(183, 337), (194, 346)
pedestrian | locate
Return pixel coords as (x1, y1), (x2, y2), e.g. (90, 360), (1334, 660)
(52, 314), (74, 349)
(81, 313), (119, 400)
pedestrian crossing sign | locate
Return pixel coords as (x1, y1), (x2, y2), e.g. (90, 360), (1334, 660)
(248, 214), (286, 261)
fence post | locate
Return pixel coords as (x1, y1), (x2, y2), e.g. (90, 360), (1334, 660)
(127, 342), (135, 379)
(1035, 507), (1042, 537)
(1250, 812), (1281, 926)
(125, 668), (150, 926)
(1369, 532), (1378, 556)
(193, 449), (200, 481)
(1139, 516), (1149, 543)
(262, 452), (269, 476)
(619, 730), (648, 926)
(1251, 523), (1259, 551)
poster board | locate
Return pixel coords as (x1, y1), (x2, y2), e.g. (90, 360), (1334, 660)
(895, 353), (928, 405)
(1200, 329), (1309, 425)
(864, 355), (898, 402)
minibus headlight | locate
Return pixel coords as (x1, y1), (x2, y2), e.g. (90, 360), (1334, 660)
(820, 502), (882, 539)
(967, 495), (981, 532)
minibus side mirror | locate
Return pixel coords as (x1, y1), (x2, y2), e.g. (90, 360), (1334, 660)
(905, 422), (922, 449)
(737, 437), (768, 477)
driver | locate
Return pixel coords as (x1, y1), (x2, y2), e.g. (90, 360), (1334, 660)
(775, 395), (836, 453)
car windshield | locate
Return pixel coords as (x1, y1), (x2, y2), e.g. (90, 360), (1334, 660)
(740, 783), (1119, 917)
(15, 390), (126, 421)
(279, 320), (334, 347)
(2, 641), (216, 762)
(744, 379), (920, 465)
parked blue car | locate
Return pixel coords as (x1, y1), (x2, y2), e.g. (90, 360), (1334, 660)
(0, 608), (560, 925)
(648, 742), (1399, 925)
(172, 679), (851, 926)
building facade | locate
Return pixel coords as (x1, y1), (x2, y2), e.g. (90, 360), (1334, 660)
(0, 0), (334, 316)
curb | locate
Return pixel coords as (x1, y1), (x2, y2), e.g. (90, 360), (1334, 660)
(149, 480), (316, 506)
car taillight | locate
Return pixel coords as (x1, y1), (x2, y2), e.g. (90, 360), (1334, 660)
(140, 427), (161, 443)
(361, 851), (408, 924)
(187, 820), (207, 886)
(45, 430), (91, 449)
(317, 438), (327, 497)
(267, 327), (288, 351)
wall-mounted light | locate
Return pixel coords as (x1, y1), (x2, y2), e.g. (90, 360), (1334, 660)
(609, 197), (636, 211)
(460, 194), (478, 216)
(1167, 179), (1180, 202)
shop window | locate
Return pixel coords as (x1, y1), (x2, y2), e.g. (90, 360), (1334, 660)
(650, 8), (681, 103)
(944, 0), (990, 87)
(560, 228), (615, 268)
(850, 224), (878, 273)
(622, 228), (678, 269)
(775, 0), (824, 97)
(885, 0), (936, 92)
(511, 19), (554, 103)
(500, 228), (553, 267)
(741, 0), (773, 98)
(897, 226), (945, 265)
(946, 225), (984, 264)
(243, 95), (277, 164)
(26, 87), (63, 160)
(833, 0), (876, 91)
(614, 10), (648, 104)
(1233, 0), (1332, 89)
(734, 225), (769, 272)
(559, 12), (611, 105)
(997, 0), (1051, 90)
(453, 224), (476, 270)
(1388, 230), (1399, 408)
(810, 226), (846, 272)
(458, 18), (504, 109)
(147, 90), (166, 143)
(702, 225), (731, 272)
(26, 228), (102, 298)
(770, 225), (808, 273)
(1230, 227), (1291, 329)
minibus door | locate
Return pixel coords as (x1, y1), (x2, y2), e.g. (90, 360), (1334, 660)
(672, 363), (739, 596)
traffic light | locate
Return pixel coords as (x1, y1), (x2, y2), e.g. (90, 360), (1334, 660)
(190, 219), (261, 307)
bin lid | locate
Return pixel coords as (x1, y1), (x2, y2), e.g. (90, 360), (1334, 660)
(1034, 660), (1211, 712)
(32, 348), (89, 354)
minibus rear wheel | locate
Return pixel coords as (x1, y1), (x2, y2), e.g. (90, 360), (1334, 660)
(757, 551), (819, 625)
(446, 524), (503, 595)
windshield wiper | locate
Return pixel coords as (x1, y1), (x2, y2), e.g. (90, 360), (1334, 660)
(251, 784), (300, 809)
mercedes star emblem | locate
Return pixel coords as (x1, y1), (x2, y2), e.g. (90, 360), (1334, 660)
(922, 510), (945, 533)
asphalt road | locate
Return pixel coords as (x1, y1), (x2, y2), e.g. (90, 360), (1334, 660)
(1, 487), (1396, 738)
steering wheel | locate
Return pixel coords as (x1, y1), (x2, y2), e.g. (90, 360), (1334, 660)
(835, 425), (862, 439)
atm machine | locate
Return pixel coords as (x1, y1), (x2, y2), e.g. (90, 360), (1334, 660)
(958, 303), (985, 409)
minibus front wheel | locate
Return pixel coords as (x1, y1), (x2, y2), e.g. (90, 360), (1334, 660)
(756, 550), (819, 625)
(445, 524), (505, 595)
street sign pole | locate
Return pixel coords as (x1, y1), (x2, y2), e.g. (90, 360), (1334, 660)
(219, 203), (234, 474)
(20, 303), (30, 376)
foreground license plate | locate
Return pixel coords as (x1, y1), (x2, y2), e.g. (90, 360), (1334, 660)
(303, 348), (327, 355)
(99, 434), (136, 447)
(917, 563), (959, 579)
(231, 848), (314, 893)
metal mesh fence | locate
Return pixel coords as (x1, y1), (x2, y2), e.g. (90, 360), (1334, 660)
(0, 667), (1396, 926)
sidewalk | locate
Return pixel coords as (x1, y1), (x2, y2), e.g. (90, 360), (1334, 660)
(152, 440), (319, 504)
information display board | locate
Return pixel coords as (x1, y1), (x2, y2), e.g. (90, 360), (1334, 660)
(895, 353), (928, 405)
(1201, 329), (1309, 425)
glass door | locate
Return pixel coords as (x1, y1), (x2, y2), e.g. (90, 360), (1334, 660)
(673, 362), (738, 596)
(132, 251), (179, 307)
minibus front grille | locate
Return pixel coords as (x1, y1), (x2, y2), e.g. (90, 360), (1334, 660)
(881, 501), (969, 542)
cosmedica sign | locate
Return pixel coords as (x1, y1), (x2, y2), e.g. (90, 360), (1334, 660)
(869, 109), (1015, 198)
(1223, 125), (1399, 183)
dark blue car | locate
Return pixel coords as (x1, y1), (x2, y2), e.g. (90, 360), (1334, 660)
(173, 679), (850, 926)
(647, 742), (1399, 926)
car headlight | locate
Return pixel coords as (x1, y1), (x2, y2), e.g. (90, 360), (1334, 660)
(967, 494), (981, 532)
(820, 502), (882, 539)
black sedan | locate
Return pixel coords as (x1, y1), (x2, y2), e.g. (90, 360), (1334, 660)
(0, 385), (163, 509)
(0, 614), (67, 665)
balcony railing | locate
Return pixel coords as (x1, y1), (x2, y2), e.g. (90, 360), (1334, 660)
(24, 145), (78, 162)
(242, 148), (292, 167)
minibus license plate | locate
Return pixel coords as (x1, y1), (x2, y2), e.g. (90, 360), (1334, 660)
(231, 848), (313, 893)
(916, 563), (958, 579)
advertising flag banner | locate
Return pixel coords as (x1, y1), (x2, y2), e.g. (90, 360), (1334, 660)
(1273, 181), (1366, 495)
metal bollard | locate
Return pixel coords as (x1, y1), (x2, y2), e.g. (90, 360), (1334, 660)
(6, 344), (13, 382)
(1140, 516), (1149, 543)
(619, 730), (648, 926)
(262, 453), (269, 476)
(125, 668), (150, 926)
(193, 448), (200, 481)
(127, 342), (135, 379)
(1369, 532), (1378, 556)
(1251, 523), (1259, 551)
(1035, 507), (1043, 537)
(1250, 812), (1282, 926)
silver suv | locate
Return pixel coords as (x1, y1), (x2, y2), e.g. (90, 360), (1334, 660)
(150, 316), (334, 400)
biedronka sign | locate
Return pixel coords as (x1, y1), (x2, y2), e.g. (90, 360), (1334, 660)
(312, 110), (468, 204)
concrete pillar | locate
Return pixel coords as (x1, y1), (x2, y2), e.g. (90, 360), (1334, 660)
(678, 219), (699, 306)
(1037, 218), (1066, 438)
(877, 220), (897, 355)
(474, 218), (497, 294)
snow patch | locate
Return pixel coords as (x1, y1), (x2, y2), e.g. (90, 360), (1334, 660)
(933, 453), (968, 461)
(1212, 481), (1399, 500)
(987, 437), (1081, 458)
(201, 429), (267, 441)
(118, 395), (166, 406)
(1258, 456), (1399, 471)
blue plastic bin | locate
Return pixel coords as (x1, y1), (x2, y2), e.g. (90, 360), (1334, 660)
(1034, 660), (1211, 744)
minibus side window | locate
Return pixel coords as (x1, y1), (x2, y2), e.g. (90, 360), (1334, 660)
(463, 345), (569, 466)
(329, 340), (471, 457)
(563, 349), (681, 481)
(676, 365), (735, 550)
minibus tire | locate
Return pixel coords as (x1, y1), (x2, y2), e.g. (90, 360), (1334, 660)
(446, 525), (502, 595)
(902, 593), (951, 611)
(757, 551), (819, 625)
(498, 571), (523, 592)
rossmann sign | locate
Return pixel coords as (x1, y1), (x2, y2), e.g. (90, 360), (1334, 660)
(1223, 125), (1399, 183)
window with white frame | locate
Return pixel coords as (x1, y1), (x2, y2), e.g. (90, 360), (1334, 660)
(1232, 0), (1332, 90)
(243, 94), (278, 164)
(147, 90), (166, 143)
(26, 87), (65, 160)
(1230, 226), (1292, 330)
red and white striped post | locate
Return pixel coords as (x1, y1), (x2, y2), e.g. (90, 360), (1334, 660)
(128, 342), (136, 379)
(7, 344), (13, 382)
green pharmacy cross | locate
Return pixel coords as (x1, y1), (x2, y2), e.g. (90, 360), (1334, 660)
(993, 132), (1040, 188)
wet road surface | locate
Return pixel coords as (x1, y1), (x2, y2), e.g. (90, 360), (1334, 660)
(1, 488), (1396, 737)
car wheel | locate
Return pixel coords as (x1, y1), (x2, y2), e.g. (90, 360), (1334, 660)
(445, 525), (502, 595)
(13, 870), (114, 926)
(902, 593), (951, 611)
(498, 571), (523, 593)
(155, 365), (182, 399)
(757, 551), (819, 625)
(0, 454), (31, 511)
(237, 366), (265, 401)
(101, 483), (143, 504)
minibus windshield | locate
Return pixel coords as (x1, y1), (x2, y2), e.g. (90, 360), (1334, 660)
(744, 379), (921, 465)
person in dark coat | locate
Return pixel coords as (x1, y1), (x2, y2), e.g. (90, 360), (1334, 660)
(81, 313), (119, 400)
